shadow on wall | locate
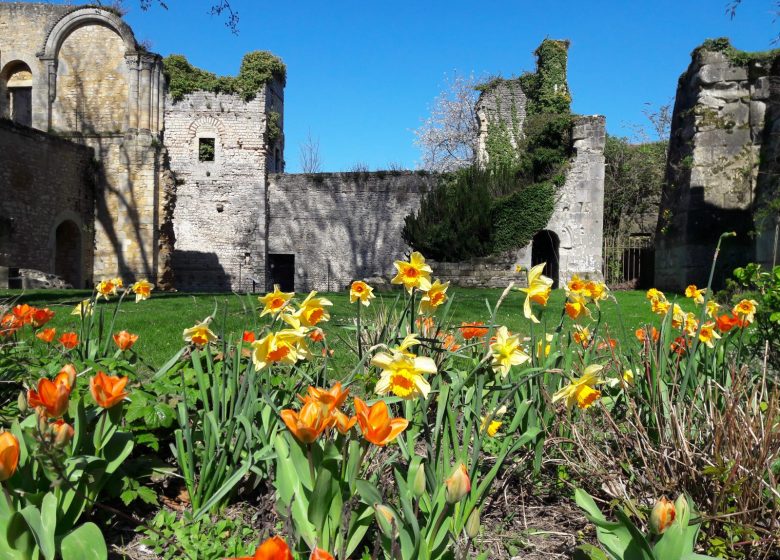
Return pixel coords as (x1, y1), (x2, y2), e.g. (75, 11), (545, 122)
(58, 49), (158, 283)
(171, 250), (230, 291)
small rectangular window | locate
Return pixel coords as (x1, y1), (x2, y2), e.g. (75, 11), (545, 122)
(198, 137), (215, 162)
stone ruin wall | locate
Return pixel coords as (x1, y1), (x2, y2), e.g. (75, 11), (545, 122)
(0, 4), (170, 287)
(267, 172), (436, 292)
(655, 45), (779, 291)
(164, 86), (280, 292)
(0, 119), (95, 287)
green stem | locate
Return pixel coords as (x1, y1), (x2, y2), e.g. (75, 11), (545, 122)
(430, 502), (452, 545)
(307, 444), (316, 483)
(357, 303), (363, 365)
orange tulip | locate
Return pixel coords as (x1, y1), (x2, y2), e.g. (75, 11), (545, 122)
(29, 307), (55, 328)
(90, 372), (129, 409)
(36, 328), (57, 343)
(649, 496), (676, 534)
(0, 313), (21, 337)
(308, 328), (325, 343)
(113, 330), (139, 351)
(354, 397), (409, 447)
(716, 313), (740, 333)
(301, 382), (349, 412)
(333, 409), (357, 434)
(224, 535), (293, 560)
(310, 548), (335, 560)
(459, 321), (488, 340)
(12, 304), (33, 325)
(0, 432), (20, 482)
(59, 332), (79, 349)
(280, 401), (333, 444)
(242, 331), (256, 343)
(28, 371), (72, 418)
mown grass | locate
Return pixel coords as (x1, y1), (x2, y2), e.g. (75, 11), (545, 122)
(2, 287), (692, 371)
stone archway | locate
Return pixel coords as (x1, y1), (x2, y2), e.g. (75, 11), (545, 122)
(54, 220), (82, 288)
(531, 229), (560, 288)
(0, 60), (33, 126)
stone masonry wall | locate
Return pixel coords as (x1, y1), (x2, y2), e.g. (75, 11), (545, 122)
(0, 119), (95, 287)
(656, 45), (777, 291)
(475, 80), (527, 166)
(165, 88), (272, 291)
(267, 172), (436, 292)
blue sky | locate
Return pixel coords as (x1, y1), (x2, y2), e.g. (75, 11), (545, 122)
(56, 1), (780, 171)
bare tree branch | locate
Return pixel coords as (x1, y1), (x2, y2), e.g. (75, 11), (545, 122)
(299, 129), (322, 173)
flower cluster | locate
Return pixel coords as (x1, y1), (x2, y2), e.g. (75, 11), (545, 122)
(1, 304), (55, 338)
(564, 275), (609, 320)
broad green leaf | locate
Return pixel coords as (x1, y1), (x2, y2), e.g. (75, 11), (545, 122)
(60, 523), (107, 560)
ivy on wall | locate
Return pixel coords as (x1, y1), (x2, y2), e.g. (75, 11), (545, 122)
(404, 39), (574, 260)
(266, 111), (281, 143)
(163, 51), (286, 102)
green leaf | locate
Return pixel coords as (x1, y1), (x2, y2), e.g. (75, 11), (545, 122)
(2, 512), (36, 560)
(19, 504), (54, 560)
(60, 523), (107, 560)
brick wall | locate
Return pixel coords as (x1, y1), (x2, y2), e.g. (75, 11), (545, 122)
(164, 88), (271, 291)
(0, 119), (95, 287)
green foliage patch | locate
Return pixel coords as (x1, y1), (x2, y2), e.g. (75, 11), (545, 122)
(696, 37), (780, 69)
(491, 181), (557, 253)
(163, 51), (286, 103)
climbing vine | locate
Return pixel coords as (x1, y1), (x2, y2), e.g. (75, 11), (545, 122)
(267, 111), (281, 143)
(163, 51), (286, 102)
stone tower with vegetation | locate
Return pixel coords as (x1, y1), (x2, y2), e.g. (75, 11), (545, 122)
(655, 39), (780, 291)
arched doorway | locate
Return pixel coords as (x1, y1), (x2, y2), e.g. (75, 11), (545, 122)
(54, 221), (82, 288)
(531, 230), (560, 288)
(1, 61), (33, 127)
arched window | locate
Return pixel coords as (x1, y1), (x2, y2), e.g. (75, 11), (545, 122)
(1, 61), (33, 127)
(54, 220), (82, 288)
(531, 230), (560, 289)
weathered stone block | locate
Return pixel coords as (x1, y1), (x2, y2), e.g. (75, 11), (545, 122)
(699, 63), (748, 85)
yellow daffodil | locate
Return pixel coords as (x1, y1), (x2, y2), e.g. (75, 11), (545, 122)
(518, 263), (553, 324)
(536, 333), (554, 358)
(394, 333), (421, 357)
(295, 291), (333, 327)
(651, 297), (670, 315)
(259, 285), (294, 317)
(587, 281), (609, 304)
(685, 284), (706, 305)
(733, 299), (758, 325)
(131, 279), (154, 302)
(671, 304), (686, 329)
(349, 280), (375, 306)
(514, 264), (523, 273)
(391, 251), (432, 293)
(572, 325), (591, 347)
(552, 364), (604, 410)
(698, 322), (720, 348)
(111, 277), (124, 290)
(646, 288), (665, 301)
(706, 300), (720, 318)
(480, 405), (507, 437)
(419, 279), (449, 315)
(183, 319), (217, 347)
(490, 326), (530, 377)
(372, 350), (437, 399)
(251, 328), (309, 370)
(683, 313), (699, 337)
(95, 279), (118, 300)
(565, 294), (591, 320)
(71, 299), (93, 317)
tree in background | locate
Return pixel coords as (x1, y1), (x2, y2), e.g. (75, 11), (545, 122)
(413, 73), (483, 172)
(97, 0), (240, 33)
(299, 130), (322, 173)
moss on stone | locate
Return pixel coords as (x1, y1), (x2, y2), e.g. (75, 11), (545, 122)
(163, 51), (286, 103)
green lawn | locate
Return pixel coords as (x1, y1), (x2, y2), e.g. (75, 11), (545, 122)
(2, 287), (692, 370)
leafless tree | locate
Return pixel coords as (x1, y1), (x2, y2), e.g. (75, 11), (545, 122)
(95, 0), (240, 33)
(628, 101), (673, 143)
(413, 72), (483, 172)
(299, 130), (322, 173)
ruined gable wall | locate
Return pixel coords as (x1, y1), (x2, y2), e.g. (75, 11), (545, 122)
(267, 172), (435, 291)
(475, 80), (527, 165)
(0, 119), (95, 286)
(164, 88), (270, 291)
(655, 46), (775, 291)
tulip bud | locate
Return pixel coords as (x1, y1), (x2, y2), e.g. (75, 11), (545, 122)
(53, 422), (74, 448)
(62, 364), (77, 388)
(465, 507), (480, 539)
(412, 462), (426, 499)
(374, 504), (396, 538)
(37, 413), (48, 435)
(445, 463), (471, 504)
(18, 391), (28, 414)
(649, 496), (676, 535)
(674, 494), (689, 526)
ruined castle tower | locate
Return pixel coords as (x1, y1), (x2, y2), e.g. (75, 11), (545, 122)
(655, 40), (780, 291)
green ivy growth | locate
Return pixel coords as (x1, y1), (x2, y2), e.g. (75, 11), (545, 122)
(267, 110), (281, 143)
(405, 39), (574, 260)
(696, 37), (780, 69)
(163, 51), (286, 103)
